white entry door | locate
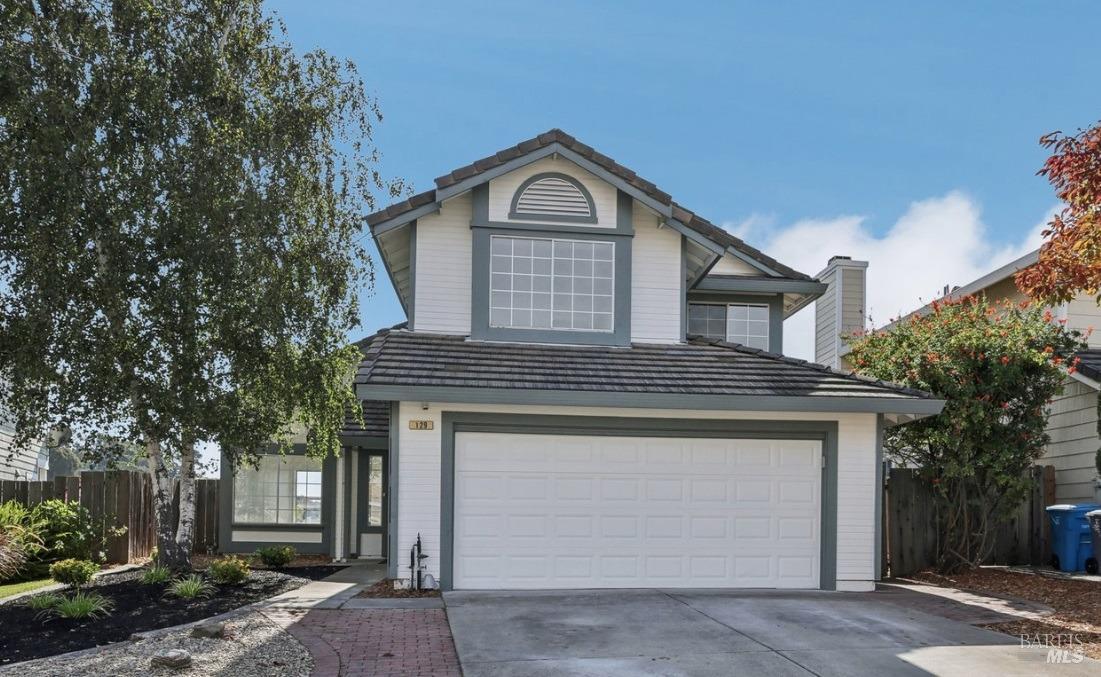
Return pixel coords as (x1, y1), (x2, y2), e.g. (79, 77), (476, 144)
(452, 432), (822, 589)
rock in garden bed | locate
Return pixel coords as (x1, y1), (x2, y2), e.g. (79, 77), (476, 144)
(0, 565), (343, 666)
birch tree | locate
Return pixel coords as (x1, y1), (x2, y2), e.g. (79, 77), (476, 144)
(0, 0), (397, 569)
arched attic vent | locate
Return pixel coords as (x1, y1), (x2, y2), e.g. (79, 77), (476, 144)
(509, 172), (597, 223)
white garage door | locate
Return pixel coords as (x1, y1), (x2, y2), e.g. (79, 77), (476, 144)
(453, 432), (822, 589)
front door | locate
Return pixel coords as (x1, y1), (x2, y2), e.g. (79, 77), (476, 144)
(357, 451), (387, 559)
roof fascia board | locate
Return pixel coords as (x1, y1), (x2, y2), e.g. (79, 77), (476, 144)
(355, 383), (945, 417)
(724, 246), (782, 277)
(664, 218), (726, 256)
(371, 201), (441, 236)
(695, 277), (829, 295)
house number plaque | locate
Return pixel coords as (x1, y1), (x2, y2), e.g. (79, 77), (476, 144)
(408, 420), (434, 430)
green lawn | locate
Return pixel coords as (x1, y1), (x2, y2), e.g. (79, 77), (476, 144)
(0, 577), (54, 599)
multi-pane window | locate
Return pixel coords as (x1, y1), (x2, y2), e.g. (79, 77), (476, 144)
(489, 235), (614, 332)
(687, 302), (770, 350)
(233, 455), (323, 525)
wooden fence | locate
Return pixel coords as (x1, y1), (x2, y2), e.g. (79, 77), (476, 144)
(0, 471), (219, 563)
(883, 465), (1056, 577)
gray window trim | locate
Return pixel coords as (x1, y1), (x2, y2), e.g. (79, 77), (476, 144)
(355, 448), (387, 558)
(508, 172), (598, 224)
(687, 293), (784, 353)
(438, 412), (838, 591)
(470, 225), (633, 346)
(218, 445), (335, 556)
(387, 402), (400, 577)
(356, 383), (944, 416)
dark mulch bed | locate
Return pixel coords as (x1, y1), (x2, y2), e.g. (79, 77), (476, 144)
(0, 565), (345, 665)
(357, 578), (441, 598)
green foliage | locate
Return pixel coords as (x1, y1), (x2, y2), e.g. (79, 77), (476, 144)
(208, 555), (250, 585)
(0, 530), (25, 582)
(254, 545), (296, 568)
(49, 559), (100, 588)
(166, 574), (214, 600)
(42, 592), (114, 620)
(140, 564), (173, 585)
(847, 296), (1086, 571)
(31, 500), (101, 564)
(0, 0), (396, 573)
(0, 501), (45, 581)
(26, 592), (64, 611)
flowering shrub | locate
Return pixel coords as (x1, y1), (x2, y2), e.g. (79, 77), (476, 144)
(847, 296), (1086, 571)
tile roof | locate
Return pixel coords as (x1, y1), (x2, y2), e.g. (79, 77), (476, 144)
(353, 328), (935, 401)
(367, 128), (811, 281)
(343, 399), (389, 438)
(1075, 349), (1101, 383)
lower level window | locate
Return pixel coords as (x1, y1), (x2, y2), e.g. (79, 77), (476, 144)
(688, 302), (770, 350)
(233, 455), (323, 525)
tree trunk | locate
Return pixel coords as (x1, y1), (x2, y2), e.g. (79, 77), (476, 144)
(174, 441), (197, 565)
(147, 437), (191, 571)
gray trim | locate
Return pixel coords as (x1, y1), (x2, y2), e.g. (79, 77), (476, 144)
(687, 252), (722, 290)
(435, 143), (674, 223)
(695, 276), (829, 295)
(663, 218), (726, 256)
(724, 246), (782, 277)
(680, 235), (687, 341)
(471, 183), (489, 223)
(438, 413), (838, 591)
(686, 293), (784, 354)
(387, 402), (400, 578)
(356, 383), (945, 416)
(508, 172), (597, 224)
(471, 220), (633, 237)
(370, 201), (441, 236)
(469, 226), (633, 347)
(355, 447), (388, 559)
(218, 446), (335, 556)
(408, 220), (417, 330)
(874, 414), (884, 581)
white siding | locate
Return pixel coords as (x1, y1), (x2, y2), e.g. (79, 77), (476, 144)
(814, 268), (838, 368)
(0, 419), (47, 481)
(487, 157), (617, 229)
(1043, 377), (1100, 504)
(413, 193), (473, 334)
(1066, 295), (1101, 348)
(711, 254), (761, 276)
(631, 206), (682, 343)
(395, 402), (878, 591)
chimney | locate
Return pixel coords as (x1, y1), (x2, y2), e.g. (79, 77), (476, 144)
(814, 256), (868, 370)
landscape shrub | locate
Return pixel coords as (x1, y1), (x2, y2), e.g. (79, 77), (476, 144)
(30, 500), (101, 564)
(49, 558), (99, 588)
(25, 592), (64, 611)
(254, 545), (295, 568)
(0, 500), (45, 581)
(0, 531), (26, 582)
(166, 574), (214, 600)
(208, 555), (250, 585)
(140, 563), (172, 584)
(44, 592), (113, 620)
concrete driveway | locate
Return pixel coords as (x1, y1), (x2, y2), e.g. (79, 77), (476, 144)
(444, 588), (1100, 676)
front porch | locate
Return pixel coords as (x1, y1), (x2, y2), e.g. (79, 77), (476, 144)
(219, 401), (390, 563)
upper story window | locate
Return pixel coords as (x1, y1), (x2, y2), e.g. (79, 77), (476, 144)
(509, 173), (597, 223)
(688, 302), (769, 350)
(490, 234), (614, 332)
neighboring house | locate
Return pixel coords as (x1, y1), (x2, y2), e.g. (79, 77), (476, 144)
(220, 129), (944, 592)
(854, 249), (1101, 505)
(0, 408), (49, 481)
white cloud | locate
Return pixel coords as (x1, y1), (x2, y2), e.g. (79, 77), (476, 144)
(732, 191), (1052, 361)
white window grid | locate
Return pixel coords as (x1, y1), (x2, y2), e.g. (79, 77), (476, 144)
(489, 235), (615, 332)
(688, 302), (769, 350)
(233, 456), (323, 525)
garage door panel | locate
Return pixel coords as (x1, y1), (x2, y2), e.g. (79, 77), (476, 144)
(454, 432), (821, 589)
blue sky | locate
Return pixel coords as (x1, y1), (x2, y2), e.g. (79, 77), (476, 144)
(268, 0), (1101, 357)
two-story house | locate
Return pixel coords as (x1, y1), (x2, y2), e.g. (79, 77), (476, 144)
(218, 130), (943, 592)
(859, 250), (1101, 505)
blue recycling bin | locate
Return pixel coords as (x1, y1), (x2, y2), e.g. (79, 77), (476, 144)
(1046, 503), (1100, 573)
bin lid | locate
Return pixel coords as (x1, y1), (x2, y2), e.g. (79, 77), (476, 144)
(1046, 504), (1078, 511)
(1046, 503), (1101, 514)
(1087, 510), (1101, 518)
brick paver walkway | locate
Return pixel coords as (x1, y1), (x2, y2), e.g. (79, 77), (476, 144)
(284, 608), (461, 677)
